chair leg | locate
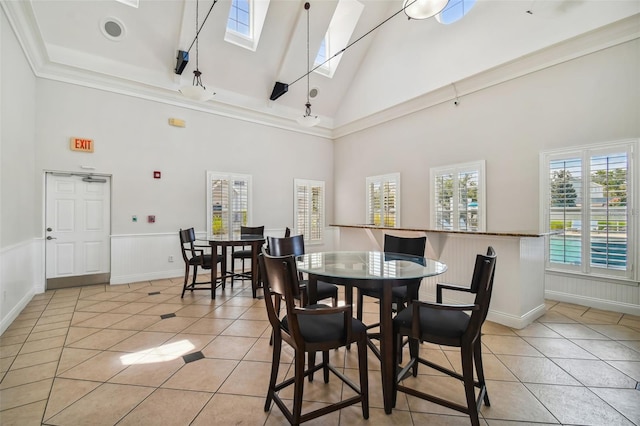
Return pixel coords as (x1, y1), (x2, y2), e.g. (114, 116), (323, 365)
(322, 351), (330, 383)
(292, 350), (306, 425)
(356, 290), (364, 320)
(474, 338), (490, 407)
(409, 337), (420, 377)
(461, 344), (480, 426)
(357, 337), (369, 419)
(264, 331), (282, 412)
(308, 351), (316, 382)
(181, 264), (190, 298)
(269, 297), (281, 346)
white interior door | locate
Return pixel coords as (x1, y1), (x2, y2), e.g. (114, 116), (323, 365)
(45, 173), (111, 288)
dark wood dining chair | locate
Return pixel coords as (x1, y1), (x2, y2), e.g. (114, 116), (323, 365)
(267, 235), (338, 307)
(231, 225), (264, 286)
(179, 228), (222, 298)
(356, 234), (427, 321)
(392, 247), (497, 426)
(259, 250), (369, 425)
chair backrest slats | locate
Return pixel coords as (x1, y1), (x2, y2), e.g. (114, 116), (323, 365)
(179, 228), (197, 261)
(466, 246), (497, 338)
(260, 251), (303, 335)
(384, 234), (426, 257)
(240, 225), (264, 236)
(267, 235), (305, 257)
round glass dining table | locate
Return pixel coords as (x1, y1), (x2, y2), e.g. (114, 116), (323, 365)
(296, 251), (447, 414)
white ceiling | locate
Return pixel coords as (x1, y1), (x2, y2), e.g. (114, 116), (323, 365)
(2, 0), (639, 134)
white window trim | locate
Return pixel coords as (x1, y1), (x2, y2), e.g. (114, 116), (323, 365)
(366, 172), (401, 228)
(206, 171), (252, 239)
(540, 139), (638, 282)
(294, 178), (325, 245)
(430, 160), (486, 232)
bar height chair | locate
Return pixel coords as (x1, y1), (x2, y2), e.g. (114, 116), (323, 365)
(259, 250), (369, 425)
(179, 228), (222, 298)
(231, 225), (264, 286)
(393, 247), (497, 426)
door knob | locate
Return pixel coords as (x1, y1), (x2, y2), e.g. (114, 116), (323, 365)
(46, 227), (52, 232)
(46, 236), (57, 240)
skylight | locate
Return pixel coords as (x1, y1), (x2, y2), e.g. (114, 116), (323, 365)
(115, 0), (138, 8)
(225, 0), (271, 51)
(314, 37), (328, 70)
(436, 0), (476, 24)
(313, 0), (364, 78)
(227, 0), (251, 37)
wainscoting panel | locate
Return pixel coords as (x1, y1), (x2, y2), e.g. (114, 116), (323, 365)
(335, 227), (547, 329)
(545, 272), (640, 316)
(110, 233), (184, 285)
(1, 239), (43, 334)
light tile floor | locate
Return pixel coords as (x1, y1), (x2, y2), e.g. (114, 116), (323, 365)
(1, 277), (639, 425)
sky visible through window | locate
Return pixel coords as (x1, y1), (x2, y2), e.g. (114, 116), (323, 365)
(437, 0), (476, 24)
(228, 0), (250, 36)
(314, 38), (327, 68)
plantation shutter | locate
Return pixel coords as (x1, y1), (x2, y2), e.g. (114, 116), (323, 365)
(206, 172), (251, 239)
(294, 179), (324, 243)
(366, 173), (400, 227)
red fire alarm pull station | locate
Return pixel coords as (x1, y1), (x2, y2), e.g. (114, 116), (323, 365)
(148, 215), (155, 223)
(153, 171), (161, 179)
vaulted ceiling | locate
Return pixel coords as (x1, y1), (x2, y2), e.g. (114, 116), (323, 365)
(2, 0), (638, 136)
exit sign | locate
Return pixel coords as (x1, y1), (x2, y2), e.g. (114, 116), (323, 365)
(70, 137), (94, 152)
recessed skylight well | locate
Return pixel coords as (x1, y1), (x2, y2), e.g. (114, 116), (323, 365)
(314, 0), (364, 78)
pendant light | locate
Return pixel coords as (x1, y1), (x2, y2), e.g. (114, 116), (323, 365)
(296, 2), (320, 127)
(403, 0), (450, 20)
(180, 0), (214, 101)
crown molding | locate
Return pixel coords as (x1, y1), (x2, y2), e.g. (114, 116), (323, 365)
(1, 1), (333, 138)
(3, 1), (637, 140)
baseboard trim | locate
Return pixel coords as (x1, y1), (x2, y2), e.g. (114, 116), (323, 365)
(545, 290), (640, 316)
(110, 269), (183, 285)
(0, 288), (35, 335)
(486, 303), (547, 330)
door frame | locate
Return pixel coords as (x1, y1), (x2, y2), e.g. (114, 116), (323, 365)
(44, 171), (113, 290)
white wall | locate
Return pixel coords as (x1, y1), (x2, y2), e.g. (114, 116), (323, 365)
(31, 80), (335, 286)
(333, 39), (640, 313)
(0, 8), (39, 332)
(334, 39), (639, 231)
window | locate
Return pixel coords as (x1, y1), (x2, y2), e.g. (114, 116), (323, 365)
(313, 0), (364, 78)
(224, 0), (270, 51)
(366, 173), (400, 227)
(227, 0), (251, 37)
(542, 140), (636, 280)
(294, 179), (325, 244)
(435, 0), (476, 25)
(430, 161), (486, 231)
(314, 36), (329, 71)
(206, 171), (252, 239)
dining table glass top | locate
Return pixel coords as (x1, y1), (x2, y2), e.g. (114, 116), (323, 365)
(296, 251), (447, 280)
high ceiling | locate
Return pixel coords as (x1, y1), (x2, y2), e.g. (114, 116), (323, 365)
(2, 0), (639, 134)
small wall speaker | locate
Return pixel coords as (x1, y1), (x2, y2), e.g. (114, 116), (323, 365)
(269, 82), (289, 101)
(175, 50), (189, 75)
